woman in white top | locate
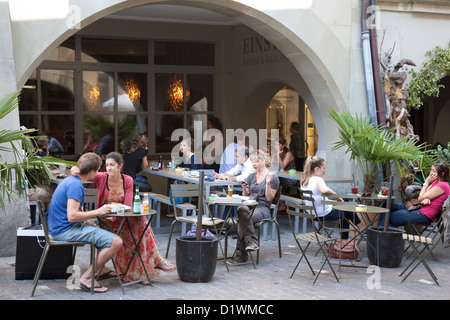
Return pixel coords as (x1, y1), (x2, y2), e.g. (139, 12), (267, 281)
(300, 156), (363, 239)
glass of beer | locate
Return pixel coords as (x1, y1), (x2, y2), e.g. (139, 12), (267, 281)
(228, 185), (233, 197)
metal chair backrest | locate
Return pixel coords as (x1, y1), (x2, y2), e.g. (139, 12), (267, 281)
(170, 183), (206, 220)
(269, 186), (282, 220)
(37, 200), (52, 244)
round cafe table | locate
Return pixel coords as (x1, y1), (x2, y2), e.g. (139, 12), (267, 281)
(332, 203), (388, 247)
(103, 208), (156, 292)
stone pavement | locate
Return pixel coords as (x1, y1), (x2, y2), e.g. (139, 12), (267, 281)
(1, 212), (450, 305)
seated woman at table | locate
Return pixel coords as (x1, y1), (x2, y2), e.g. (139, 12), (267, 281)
(123, 133), (152, 192)
(72, 152), (175, 283)
(230, 150), (280, 264)
(272, 137), (298, 212)
(380, 161), (450, 227)
(177, 137), (202, 170)
(300, 156), (364, 239)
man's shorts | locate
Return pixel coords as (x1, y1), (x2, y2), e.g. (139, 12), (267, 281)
(53, 223), (115, 250)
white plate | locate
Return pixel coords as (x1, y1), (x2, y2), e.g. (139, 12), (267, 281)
(110, 204), (131, 212)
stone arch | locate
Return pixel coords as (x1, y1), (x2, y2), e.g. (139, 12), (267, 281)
(12, 0), (349, 165)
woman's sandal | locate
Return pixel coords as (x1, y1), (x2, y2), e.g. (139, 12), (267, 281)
(155, 260), (176, 272)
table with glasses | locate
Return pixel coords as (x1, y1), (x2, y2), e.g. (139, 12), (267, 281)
(332, 203), (389, 255)
(143, 167), (241, 196)
(102, 207), (156, 291)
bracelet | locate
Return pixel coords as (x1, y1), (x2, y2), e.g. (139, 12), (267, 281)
(423, 183), (429, 187)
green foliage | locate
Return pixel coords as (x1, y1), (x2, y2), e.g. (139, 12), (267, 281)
(406, 45), (450, 110)
(0, 91), (74, 210)
(329, 108), (430, 193)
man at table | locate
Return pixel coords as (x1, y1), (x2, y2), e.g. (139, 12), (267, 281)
(213, 146), (255, 182)
(219, 131), (245, 173)
(47, 152), (123, 293)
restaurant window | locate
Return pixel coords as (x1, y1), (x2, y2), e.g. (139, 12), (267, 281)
(154, 41), (214, 66)
(81, 38), (148, 64)
(83, 71), (114, 112)
(19, 36), (215, 157)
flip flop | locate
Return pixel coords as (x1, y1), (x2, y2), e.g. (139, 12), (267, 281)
(80, 282), (107, 293)
(97, 270), (117, 280)
(154, 260), (176, 272)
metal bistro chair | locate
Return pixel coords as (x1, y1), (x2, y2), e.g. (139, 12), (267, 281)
(224, 186), (283, 265)
(399, 209), (448, 286)
(254, 186), (282, 264)
(31, 200), (97, 296)
(165, 183), (225, 258)
(286, 199), (339, 284)
(404, 196), (450, 261)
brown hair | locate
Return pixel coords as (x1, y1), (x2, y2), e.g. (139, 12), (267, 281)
(434, 161), (449, 182)
(106, 152), (124, 166)
(77, 152), (102, 175)
(301, 156), (325, 187)
(127, 133), (148, 154)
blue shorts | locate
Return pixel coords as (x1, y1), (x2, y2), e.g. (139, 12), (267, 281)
(53, 223), (115, 250)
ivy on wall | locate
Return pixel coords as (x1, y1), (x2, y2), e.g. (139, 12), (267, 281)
(406, 45), (450, 110)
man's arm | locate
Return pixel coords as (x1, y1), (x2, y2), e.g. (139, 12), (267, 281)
(66, 198), (111, 223)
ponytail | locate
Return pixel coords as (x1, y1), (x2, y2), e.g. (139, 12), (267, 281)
(301, 156), (325, 187)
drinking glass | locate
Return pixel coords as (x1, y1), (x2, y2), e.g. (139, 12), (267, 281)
(381, 182), (388, 196)
(351, 181), (359, 195)
(228, 185), (233, 197)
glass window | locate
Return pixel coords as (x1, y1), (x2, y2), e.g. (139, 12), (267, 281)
(40, 70), (75, 111)
(41, 115), (75, 155)
(45, 37), (75, 62)
(83, 71), (114, 112)
(81, 38), (148, 64)
(118, 72), (148, 112)
(187, 74), (213, 112)
(19, 71), (37, 111)
(155, 114), (184, 153)
(155, 41), (214, 66)
(84, 115), (115, 155)
(19, 114), (38, 131)
(155, 73), (186, 112)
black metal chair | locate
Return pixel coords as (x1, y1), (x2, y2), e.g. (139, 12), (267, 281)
(286, 198), (339, 284)
(31, 200), (97, 296)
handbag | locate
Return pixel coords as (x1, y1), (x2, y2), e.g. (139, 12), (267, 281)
(328, 239), (361, 260)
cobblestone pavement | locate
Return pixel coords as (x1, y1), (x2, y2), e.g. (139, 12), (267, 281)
(1, 212), (450, 305)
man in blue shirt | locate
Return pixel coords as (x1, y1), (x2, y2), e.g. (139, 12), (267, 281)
(219, 131), (245, 173)
(48, 152), (122, 293)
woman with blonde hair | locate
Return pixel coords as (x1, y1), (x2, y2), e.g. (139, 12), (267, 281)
(123, 133), (152, 192)
(230, 150), (280, 264)
(301, 156), (363, 239)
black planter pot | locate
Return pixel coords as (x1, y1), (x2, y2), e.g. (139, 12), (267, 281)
(367, 226), (405, 268)
(176, 235), (218, 282)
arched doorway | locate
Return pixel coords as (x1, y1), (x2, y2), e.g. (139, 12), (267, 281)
(14, 1), (349, 174)
(266, 86), (317, 170)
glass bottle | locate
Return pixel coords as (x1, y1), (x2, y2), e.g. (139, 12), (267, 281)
(133, 186), (141, 214)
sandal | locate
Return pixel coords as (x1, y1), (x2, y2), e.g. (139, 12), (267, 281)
(97, 270), (117, 280)
(155, 260), (176, 272)
(227, 255), (248, 265)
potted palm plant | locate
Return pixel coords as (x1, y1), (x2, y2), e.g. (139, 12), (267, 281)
(0, 91), (74, 209)
(329, 108), (430, 267)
